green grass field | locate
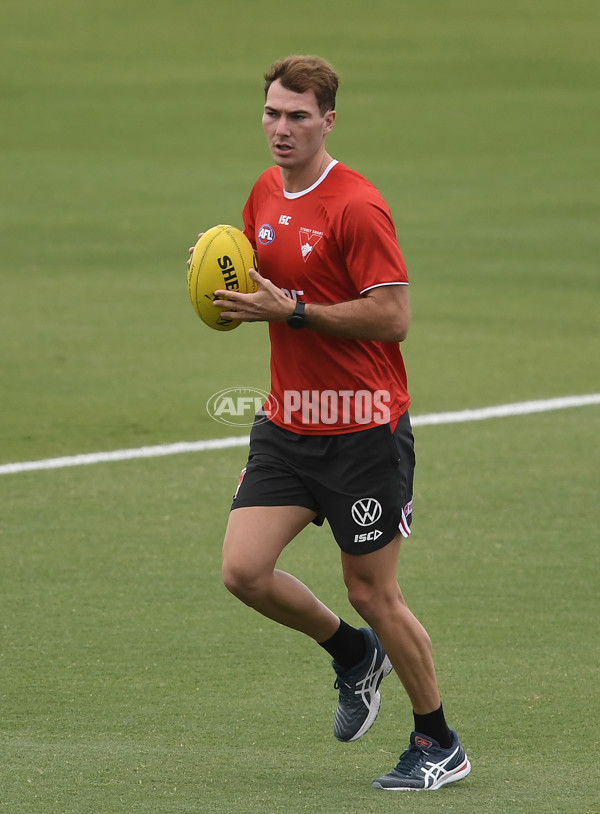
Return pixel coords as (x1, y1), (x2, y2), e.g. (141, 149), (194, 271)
(1, 1), (599, 811)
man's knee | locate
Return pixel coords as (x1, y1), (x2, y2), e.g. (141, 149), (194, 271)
(222, 553), (275, 604)
(345, 576), (403, 623)
(345, 578), (375, 619)
(223, 558), (256, 600)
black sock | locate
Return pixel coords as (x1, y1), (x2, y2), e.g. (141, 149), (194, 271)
(318, 619), (366, 670)
(413, 704), (453, 749)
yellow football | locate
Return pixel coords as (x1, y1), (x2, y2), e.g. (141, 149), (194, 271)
(187, 225), (258, 331)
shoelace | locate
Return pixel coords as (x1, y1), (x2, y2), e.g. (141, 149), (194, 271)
(333, 678), (354, 700)
(394, 744), (427, 774)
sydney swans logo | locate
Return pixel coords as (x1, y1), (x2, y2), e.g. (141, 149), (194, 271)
(299, 227), (323, 261)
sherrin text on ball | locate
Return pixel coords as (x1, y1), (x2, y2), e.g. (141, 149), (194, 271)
(187, 224), (258, 331)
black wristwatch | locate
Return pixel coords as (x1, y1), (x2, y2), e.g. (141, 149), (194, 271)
(287, 300), (307, 329)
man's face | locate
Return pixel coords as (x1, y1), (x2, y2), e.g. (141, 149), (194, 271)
(262, 79), (335, 171)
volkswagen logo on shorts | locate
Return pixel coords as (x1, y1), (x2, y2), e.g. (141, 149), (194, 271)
(351, 498), (383, 527)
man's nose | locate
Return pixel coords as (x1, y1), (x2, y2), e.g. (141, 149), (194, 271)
(275, 116), (291, 135)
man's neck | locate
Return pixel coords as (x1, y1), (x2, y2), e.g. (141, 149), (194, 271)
(280, 152), (332, 194)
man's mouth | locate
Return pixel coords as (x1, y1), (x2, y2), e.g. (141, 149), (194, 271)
(275, 143), (293, 153)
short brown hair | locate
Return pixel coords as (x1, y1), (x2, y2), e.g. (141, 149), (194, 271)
(264, 55), (339, 115)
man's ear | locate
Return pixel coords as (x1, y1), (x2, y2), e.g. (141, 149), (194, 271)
(324, 110), (336, 134)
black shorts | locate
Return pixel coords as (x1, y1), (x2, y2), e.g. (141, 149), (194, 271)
(231, 411), (415, 555)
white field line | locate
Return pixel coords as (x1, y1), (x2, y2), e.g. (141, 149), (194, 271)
(1, 394), (598, 477)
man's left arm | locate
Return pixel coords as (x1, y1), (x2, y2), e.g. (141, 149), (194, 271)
(303, 284), (409, 342)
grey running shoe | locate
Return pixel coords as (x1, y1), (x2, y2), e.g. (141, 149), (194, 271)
(372, 731), (471, 791)
(332, 628), (393, 742)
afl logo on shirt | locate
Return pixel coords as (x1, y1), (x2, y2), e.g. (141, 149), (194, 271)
(258, 224), (275, 245)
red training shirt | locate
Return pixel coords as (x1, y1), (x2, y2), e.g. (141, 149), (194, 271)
(243, 160), (410, 435)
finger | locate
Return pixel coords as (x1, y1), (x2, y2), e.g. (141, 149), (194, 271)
(215, 304), (242, 319)
(213, 299), (239, 309)
(212, 294), (232, 307)
(213, 289), (245, 301)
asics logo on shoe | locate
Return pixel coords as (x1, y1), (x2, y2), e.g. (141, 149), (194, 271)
(353, 652), (380, 704)
(420, 746), (468, 790)
(414, 736), (433, 749)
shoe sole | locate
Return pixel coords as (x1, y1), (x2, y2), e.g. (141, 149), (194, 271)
(338, 654), (393, 743)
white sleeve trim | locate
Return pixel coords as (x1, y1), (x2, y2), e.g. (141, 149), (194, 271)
(360, 281), (409, 295)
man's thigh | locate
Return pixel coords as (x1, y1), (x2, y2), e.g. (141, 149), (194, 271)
(223, 504), (317, 576)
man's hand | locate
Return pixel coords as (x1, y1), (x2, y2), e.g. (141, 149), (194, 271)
(186, 233), (204, 269)
(213, 268), (296, 323)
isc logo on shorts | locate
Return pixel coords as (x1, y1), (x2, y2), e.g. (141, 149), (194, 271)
(354, 529), (383, 544)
